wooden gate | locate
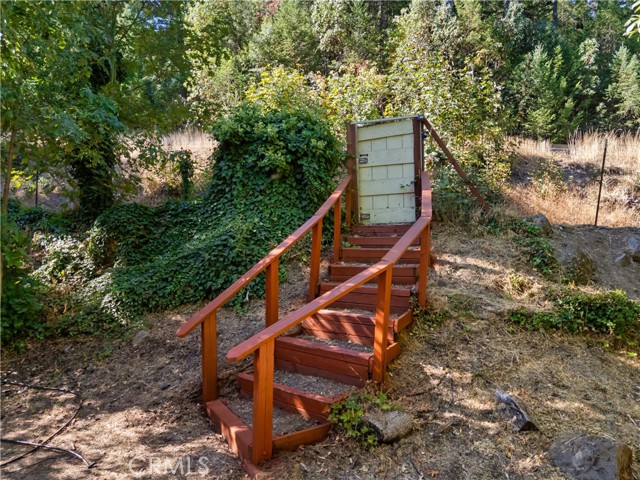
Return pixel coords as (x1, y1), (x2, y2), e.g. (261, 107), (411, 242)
(348, 116), (423, 225)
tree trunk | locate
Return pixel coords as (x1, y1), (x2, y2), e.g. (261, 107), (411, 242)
(1, 124), (17, 217)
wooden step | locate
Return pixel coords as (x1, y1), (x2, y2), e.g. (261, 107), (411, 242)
(318, 282), (412, 312)
(237, 372), (349, 422)
(206, 399), (331, 466)
(329, 263), (417, 285)
(301, 309), (413, 346)
(347, 235), (420, 248)
(274, 336), (370, 386)
(341, 247), (420, 264)
(351, 224), (412, 237)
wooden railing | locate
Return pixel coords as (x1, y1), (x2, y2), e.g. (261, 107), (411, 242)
(176, 175), (351, 404)
(223, 172), (432, 464)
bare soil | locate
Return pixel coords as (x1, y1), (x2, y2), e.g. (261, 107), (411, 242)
(2, 224), (639, 479)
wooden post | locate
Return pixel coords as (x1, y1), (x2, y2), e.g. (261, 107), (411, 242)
(372, 268), (392, 383)
(201, 312), (217, 403)
(308, 220), (323, 301)
(252, 340), (274, 464)
(265, 259), (279, 327)
(418, 224), (430, 307)
(412, 117), (423, 215)
(333, 198), (342, 262)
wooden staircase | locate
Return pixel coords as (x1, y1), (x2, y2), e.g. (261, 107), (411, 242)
(176, 172), (432, 476)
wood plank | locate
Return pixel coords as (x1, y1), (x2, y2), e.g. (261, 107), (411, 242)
(357, 148), (415, 166)
(330, 263), (417, 280)
(275, 358), (366, 386)
(275, 336), (371, 365)
(238, 373), (338, 422)
(206, 400), (251, 461)
(327, 297), (408, 314)
(351, 224), (412, 236)
(347, 236), (420, 247)
(357, 119), (414, 141)
(303, 315), (394, 338)
(394, 310), (413, 333)
(330, 274), (414, 285)
(359, 178), (415, 196)
(318, 286), (412, 309)
(252, 341), (274, 464)
(272, 423), (331, 452)
(275, 346), (369, 380)
(301, 328), (376, 346)
(319, 282), (412, 297)
(201, 313), (217, 403)
(333, 198), (341, 262)
(341, 247), (420, 263)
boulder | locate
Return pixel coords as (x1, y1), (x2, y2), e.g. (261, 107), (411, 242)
(495, 390), (538, 432)
(526, 214), (553, 236)
(557, 245), (594, 285)
(548, 433), (633, 480)
(362, 410), (414, 443)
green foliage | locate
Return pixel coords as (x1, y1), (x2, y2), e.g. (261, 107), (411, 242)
(1, 220), (44, 346)
(599, 45), (640, 129)
(510, 289), (640, 343)
(22, 103), (343, 334)
(328, 390), (394, 449)
(172, 150), (195, 199)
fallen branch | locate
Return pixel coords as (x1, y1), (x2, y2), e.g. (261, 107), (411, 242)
(1, 439), (96, 468)
(0, 379), (84, 467)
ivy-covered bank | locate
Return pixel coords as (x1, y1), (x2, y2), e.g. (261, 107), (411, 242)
(2, 104), (342, 346)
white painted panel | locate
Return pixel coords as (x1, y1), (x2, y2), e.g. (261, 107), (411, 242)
(360, 179), (414, 196)
(373, 196), (388, 209)
(401, 134), (414, 148)
(371, 138), (387, 151)
(359, 147), (414, 167)
(387, 165), (403, 179)
(403, 193), (414, 207)
(386, 136), (403, 149)
(365, 208), (416, 224)
(388, 194), (404, 208)
(359, 166), (372, 181)
(360, 196), (373, 210)
(402, 163), (415, 178)
(359, 141), (372, 153)
(372, 166), (387, 180)
(358, 119), (414, 141)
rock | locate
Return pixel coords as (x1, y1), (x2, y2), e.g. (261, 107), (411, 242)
(548, 433), (633, 480)
(625, 235), (640, 261)
(495, 390), (538, 432)
(615, 253), (632, 268)
(362, 410), (414, 443)
(132, 330), (150, 347)
(526, 213), (553, 236)
(557, 245), (594, 285)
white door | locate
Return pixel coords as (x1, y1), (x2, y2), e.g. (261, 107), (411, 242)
(356, 118), (419, 224)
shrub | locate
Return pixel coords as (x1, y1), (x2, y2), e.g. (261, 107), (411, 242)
(510, 289), (640, 342)
(1, 219), (44, 346)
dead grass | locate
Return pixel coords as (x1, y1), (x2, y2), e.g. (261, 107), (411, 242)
(506, 132), (640, 227)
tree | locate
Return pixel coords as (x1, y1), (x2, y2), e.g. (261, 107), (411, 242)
(599, 45), (640, 128)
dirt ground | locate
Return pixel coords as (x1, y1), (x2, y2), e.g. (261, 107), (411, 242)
(1, 223), (639, 479)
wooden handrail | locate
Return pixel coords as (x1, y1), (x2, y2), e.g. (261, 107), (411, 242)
(176, 175), (352, 338)
(227, 171), (433, 362)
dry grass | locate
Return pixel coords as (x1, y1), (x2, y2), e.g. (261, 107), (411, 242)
(134, 129), (216, 204)
(506, 131), (640, 227)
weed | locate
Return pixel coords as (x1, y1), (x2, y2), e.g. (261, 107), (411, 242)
(328, 389), (394, 449)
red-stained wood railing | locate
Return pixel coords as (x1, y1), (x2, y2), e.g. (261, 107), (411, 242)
(224, 172), (432, 464)
(176, 175), (352, 407)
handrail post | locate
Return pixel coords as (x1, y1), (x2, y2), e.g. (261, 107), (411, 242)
(265, 259), (279, 327)
(252, 340), (274, 464)
(308, 220), (323, 301)
(372, 268), (392, 383)
(418, 223), (431, 308)
(333, 197), (342, 262)
(201, 312), (217, 403)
